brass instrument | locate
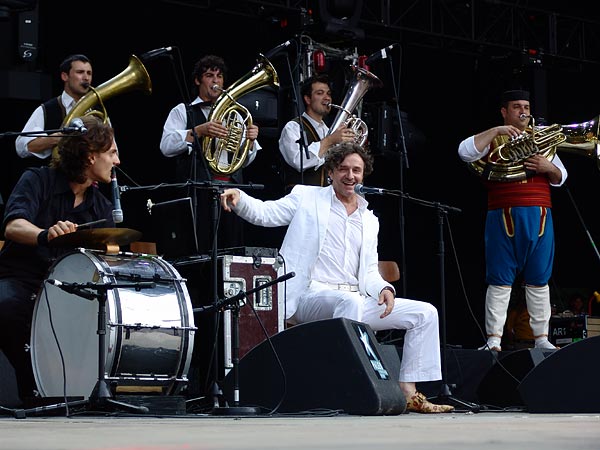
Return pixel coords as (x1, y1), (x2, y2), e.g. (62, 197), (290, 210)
(203, 54), (279, 175)
(326, 65), (382, 147)
(53, 55), (152, 160)
(469, 115), (600, 182)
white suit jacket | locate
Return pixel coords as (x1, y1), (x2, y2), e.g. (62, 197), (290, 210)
(233, 184), (391, 320)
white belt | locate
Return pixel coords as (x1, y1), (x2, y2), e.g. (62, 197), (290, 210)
(313, 281), (359, 292)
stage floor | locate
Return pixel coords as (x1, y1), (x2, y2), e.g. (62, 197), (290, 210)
(1, 412), (599, 450)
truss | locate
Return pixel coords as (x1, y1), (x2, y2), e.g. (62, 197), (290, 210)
(161, 0), (600, 66)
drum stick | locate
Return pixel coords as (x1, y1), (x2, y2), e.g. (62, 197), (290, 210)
(76, 218), (108, 229)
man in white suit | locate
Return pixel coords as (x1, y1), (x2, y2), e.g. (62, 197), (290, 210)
(220, 142), (453, 413)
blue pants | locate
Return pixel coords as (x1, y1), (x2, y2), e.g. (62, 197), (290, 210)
(485, 206), (554, 286)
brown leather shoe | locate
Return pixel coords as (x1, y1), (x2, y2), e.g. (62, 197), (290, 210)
(406, 392), (454, 413)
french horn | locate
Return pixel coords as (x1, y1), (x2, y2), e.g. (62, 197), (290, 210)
(468, 115), (600, 181)
(202, 54), (279, 176)
(53, 55), (152, 161)
(326, 65), (382, 147)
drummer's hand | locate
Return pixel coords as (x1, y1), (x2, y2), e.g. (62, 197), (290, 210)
(220, 189), (240, 212)
(47, 220), (77, 241)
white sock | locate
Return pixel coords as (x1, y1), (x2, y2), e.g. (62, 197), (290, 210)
(535, 337), (556, 349)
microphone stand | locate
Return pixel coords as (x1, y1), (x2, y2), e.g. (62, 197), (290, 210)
(362, 189), (479, 412)
(284, 52), (310, 187)
(13, 282), (155, 418)
(384, 52), (409, 297)
(0, 128), (84, 138)
(187, 180), (264, 412)
(193, 272), (294, 416)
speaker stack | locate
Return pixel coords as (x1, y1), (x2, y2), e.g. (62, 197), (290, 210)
(221, 317), (406, 415)
(477, 336), (600, 412)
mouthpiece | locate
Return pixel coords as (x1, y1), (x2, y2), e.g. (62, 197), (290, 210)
(519, 114), (530, 119)
(212, 84), (224, 92)
(81, 82), (90, 89)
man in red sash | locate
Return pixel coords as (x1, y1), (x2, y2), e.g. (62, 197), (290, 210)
(458, 89), (566, 352)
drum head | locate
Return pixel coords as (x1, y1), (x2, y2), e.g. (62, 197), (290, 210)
(31, 250), (195, 398)
(31, 251), (107, 397)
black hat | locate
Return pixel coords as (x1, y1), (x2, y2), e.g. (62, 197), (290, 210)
(502, 89), (530, 103)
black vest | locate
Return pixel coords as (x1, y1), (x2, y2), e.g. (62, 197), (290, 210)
(283, 117), (326, 192)
(29, 96), (66, 166)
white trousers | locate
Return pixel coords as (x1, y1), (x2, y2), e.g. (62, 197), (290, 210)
(292, 282), (442, 383)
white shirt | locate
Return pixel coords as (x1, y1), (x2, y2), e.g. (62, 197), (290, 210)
(278, 112), (328, 172)
(15, 91), (78, 159)
(312, 190), (367, 285)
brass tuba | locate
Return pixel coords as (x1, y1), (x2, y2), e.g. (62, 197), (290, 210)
(556, 115), (600, 169)
(326, 65), (382, 146)
(468, 115), (600, 182)
(202, 54), (279, 175)
(469, 116), (600, 181)
(53, 55), (152, 160)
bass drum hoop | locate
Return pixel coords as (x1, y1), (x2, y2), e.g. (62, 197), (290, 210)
(30, 248), (195, 398)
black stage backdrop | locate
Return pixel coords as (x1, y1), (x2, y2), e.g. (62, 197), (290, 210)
(1, 1), (600, 349)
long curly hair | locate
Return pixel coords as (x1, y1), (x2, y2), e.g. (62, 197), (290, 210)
(51, 116), (114, 183)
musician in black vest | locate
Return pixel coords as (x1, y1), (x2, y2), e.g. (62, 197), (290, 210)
(160, 55), (261, 255)
(278, 74), (355, 193)
(15, 54), (93, 165)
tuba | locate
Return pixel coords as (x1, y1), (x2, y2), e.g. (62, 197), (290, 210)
(53, 55), (152, 160)
(326, 66), (382, 146)
(468, 115), (600, 182)
(202, 54), (279, 176)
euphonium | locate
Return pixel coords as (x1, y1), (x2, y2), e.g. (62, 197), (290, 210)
(468, 115), (567, 182)
(469, 114), (600, 181)
(202, 54), (279, 175)
(326, 65), (382, 147)
(53, 55), (152, 160)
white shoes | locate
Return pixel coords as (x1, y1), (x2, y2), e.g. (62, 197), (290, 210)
(478, 337), (501, 352)
(534, 337), (557, 350)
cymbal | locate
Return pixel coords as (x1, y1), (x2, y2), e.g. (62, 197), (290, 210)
(48, 228), (143, 249)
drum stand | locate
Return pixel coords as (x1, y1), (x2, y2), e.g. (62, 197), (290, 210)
(14, 282), (154, 418)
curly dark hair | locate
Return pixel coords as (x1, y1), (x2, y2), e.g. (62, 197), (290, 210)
(51, 116), (114, 183)
(192, 55), (228, 84)
(300, 74), (330, 99)
(324, 142), (374, 177)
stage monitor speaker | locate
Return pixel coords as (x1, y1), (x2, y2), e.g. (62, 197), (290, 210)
(221, 317), (405, 415)
(476, 348), (556, 408)
(518, 335), (600, 413)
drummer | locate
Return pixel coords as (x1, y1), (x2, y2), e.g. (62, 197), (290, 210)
(0, 115), (119, 403)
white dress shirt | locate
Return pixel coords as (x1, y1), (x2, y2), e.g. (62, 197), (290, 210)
(15, 91), (77, 159)
(278, 112), (328, 172)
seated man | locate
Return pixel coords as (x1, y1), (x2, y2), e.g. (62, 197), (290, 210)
(220, 142), (454, 413)
(0, 115), (118, 402)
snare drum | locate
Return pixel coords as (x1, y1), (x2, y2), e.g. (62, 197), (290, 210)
(31, 249), (195, 398)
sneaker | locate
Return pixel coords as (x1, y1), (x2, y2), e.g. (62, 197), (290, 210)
(406, 392), (454, 413)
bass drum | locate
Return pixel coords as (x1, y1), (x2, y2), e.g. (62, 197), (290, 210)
(31, 249), (195, 398)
